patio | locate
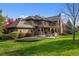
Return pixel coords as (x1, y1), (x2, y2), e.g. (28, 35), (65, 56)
(15, 34), (55, 42)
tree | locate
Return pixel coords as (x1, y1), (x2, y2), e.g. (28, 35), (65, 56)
(65, 20), (73, 34)
(3, 18), (13, 33)
(0, 9), (5, 33)
(64, 3), (79, 41)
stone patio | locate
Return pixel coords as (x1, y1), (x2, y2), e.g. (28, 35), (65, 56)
(15, 35), (55, 42)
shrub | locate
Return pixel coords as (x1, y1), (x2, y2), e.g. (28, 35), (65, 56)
(0, 32), (3, 39)
(9, 31), (20, 39)
(0, 34), (12, 40)
(0, 31), (20, 40)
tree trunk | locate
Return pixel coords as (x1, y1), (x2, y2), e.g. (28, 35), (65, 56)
(72, 26), (75, 41)
(72, 20), (75, 41)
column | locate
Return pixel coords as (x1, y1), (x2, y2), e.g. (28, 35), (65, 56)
(50, 28), (51, 34)
(32, 28), (34, 36)
(40, 28), (42, 35)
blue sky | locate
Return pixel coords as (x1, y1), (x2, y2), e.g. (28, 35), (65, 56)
(0, 3), (65, 19)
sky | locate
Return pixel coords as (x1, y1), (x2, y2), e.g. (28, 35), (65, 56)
(0, 3), (65, 19)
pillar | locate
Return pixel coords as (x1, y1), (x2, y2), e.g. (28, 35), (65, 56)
(40, 28), (42, 35)
(50, 28), (51, 34)
(32, 28), (34, 36)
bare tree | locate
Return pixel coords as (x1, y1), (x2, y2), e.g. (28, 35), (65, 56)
(64, 3), (79, 41)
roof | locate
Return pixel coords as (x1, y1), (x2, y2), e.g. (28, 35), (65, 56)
(25, 15), (43, 20)
(8, 15), (61, 29)
(8, 20), (19, 28)
(17, 20), (34, 28)
(8, 20), (34, 29)
(24, 15), (60, 22)
(46, 16), (60, 22)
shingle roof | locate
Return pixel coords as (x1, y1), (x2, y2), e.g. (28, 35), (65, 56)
(25, 15), (42, 20)
(17, 20), (34, 28)
(24, 15), (60, 22)
(8, 20), (34, 29)
(46, 16), (60, 22)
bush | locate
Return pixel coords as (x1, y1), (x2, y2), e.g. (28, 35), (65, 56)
(0, 34), (13, 40)
(9, 31), (20, 39)
(0, 32), (3, 39)
(0, 31), (20, 40)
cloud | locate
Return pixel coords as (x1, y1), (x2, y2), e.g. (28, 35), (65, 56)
(19, 15), (28, 18)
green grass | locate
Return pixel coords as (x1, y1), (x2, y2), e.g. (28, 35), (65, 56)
(0, 32), (79, 56)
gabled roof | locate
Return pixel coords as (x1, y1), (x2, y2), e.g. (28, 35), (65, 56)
(17, 20), (34, 28)
(8, 20), (34, 29)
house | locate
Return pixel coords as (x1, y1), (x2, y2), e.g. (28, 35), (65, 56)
(8, 13), (64, 37)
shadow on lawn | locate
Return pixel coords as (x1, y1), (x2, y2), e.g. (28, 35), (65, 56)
(1, 39), (79, 56)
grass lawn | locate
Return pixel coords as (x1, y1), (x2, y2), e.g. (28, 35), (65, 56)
(0, 32), (79, 56)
